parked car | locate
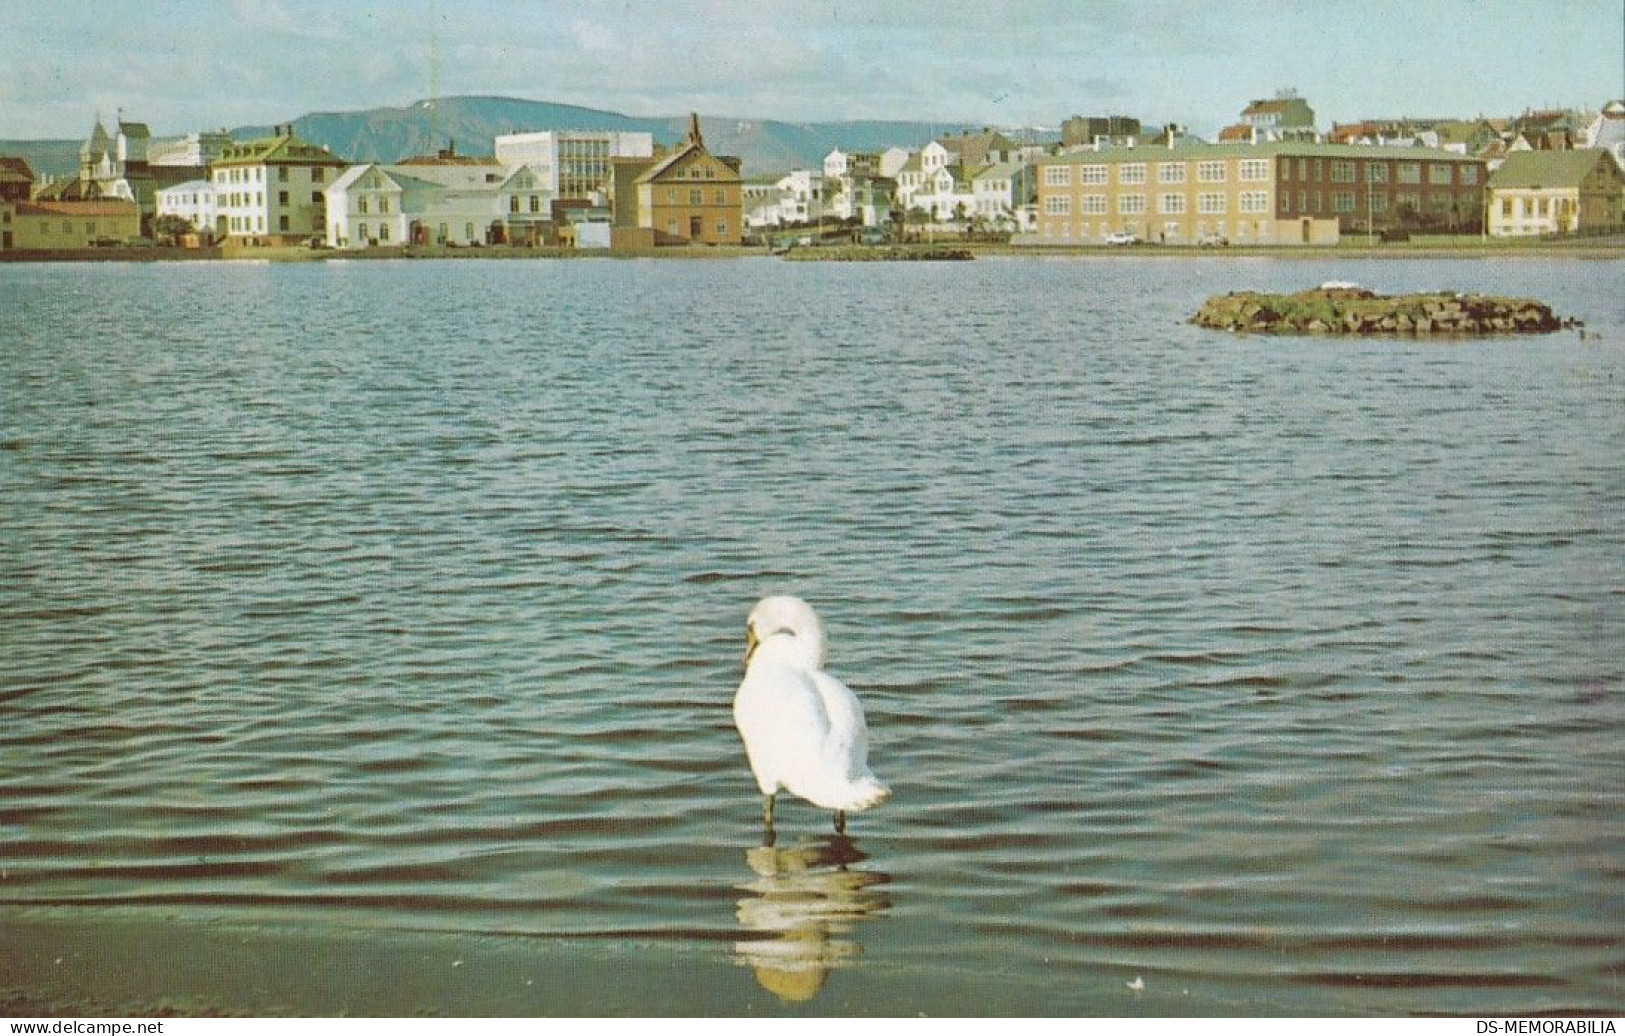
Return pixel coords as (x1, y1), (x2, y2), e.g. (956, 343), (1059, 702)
(1104, 231), (1142, 246)
(858, 228), (889, 245)
(1197, 233), (1229, 247)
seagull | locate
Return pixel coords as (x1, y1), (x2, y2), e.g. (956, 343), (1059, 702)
(733, 596), (890, 840)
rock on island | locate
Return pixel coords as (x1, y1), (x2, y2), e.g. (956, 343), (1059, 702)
(1191, 285), (1566, 336)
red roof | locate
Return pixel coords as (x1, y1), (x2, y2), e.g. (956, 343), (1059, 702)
(0, 156), (34, 181)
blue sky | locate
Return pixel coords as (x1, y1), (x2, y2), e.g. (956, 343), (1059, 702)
(0, 0), (1619, 139)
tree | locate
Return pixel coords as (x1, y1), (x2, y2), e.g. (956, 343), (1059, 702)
(152, 214), (193, 245)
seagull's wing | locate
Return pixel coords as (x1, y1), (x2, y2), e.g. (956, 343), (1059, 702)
(736, 661), (833, 789)
(810, 670), (872, 782)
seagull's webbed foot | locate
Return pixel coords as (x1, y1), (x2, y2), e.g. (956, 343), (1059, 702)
(833, 810), (847, 835)
(762, 793), (777, 847)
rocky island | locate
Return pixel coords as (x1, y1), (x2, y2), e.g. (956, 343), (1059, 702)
(1191, 285), (1567, 336)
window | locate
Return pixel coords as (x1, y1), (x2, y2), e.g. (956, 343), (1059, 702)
(1080, 194), (1107, 214)
(279, 167), (289, 182)
(1397, 162), (1422, 184)
(1159, 192), (1186, 214)
(312, 192), (321, 204)
(62, 221), (71, 234)
(1197, 192), (1225, 214)
(1157, 162), (1186, 184)
(358, 222), (368, 240)
(1332, 161), (1356, 183)
(1119, 163), (1147, 185)
(1044, 196), (1071, 216)
(1197, 161), (1225, 183)
(1239, 159), (1269, 181)
(465, 223), (474, 240)
(279, 214), (290, 230)
(86, 221), (96, 235)
(1239, 191), (1269, 213)
(529, 195), (540, 213)
(1366, 163), (1389, 184)
(438, 223), (448, 242)
(666, 188), (677, 203)
(358, 197), (369, 215)
(311, 167), (324, 183)
(510, 196), (520, 213)
(1332, 191), (1356, 213)
(380, 197), (390, 214)
(1298, 191), (1307, 212)
(716, 219), (728, 236)
(379, 223), (389, 241)
(1043, 165), (1071, 187)
(688, 188), (702, 205)
(1370, 194), (1388, 213)
(1297, 158), (1308, 180)
(1079, 164), (1107, 184)
(715, 189), (726, 204)
(278, 191), (289, 205)
(1118, 194), (1146, 214)
(1460, 165), (1479, 186)
(1429, 163), (1453, 185)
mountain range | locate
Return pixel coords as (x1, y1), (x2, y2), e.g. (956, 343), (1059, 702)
(3, 94), (1044, 181)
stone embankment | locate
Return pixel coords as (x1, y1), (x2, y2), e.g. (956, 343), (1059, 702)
(1191, 286), (1566, 335)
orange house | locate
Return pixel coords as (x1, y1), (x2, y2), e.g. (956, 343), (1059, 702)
(634, 114), (743, 245)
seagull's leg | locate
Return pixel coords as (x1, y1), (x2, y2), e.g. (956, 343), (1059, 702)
(762, 793), (777, 846)
(833, 810), (846, 835)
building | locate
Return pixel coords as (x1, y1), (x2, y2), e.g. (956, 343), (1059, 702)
(32, 114), (195, 232)
(1062, 115), (1142, 149)
(627, 114), (743, 245)
(148, 131), (232, 167)
(939, 130), (1018, 169)
(155, 179), (218, 234)
(971, 161), (1034, 229)
(1031, 141), (1487, 245)
(323, 162), (556, 248)
(1486, 149), (1625, 237)
(1583, 100), (1625, 168)
(1, 157), (34, 250)
(7, 199), (141, 249)
(493, 130), (654, 200)
(1241, 91), (1316, 133)
(211, 125), (347, 244)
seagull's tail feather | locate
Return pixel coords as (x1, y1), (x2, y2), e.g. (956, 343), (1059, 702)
(839, 776), (891, 812)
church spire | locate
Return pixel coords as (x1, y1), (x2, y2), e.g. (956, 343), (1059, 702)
(685, 112), (703, 149)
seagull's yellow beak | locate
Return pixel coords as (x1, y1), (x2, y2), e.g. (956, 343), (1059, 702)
(744, 625), (759, 668)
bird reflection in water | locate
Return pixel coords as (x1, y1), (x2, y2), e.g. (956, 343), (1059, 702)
(734, 834), (891, 1003)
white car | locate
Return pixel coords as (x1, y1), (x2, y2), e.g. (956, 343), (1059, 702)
(1104, 231), (1142, 245)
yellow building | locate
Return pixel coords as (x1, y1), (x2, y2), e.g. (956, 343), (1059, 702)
(633, 114), (743, 245)
(1033, 142), (1486, 246)
(8, 199), (141, 249)
(1486, 149), (1625, 237)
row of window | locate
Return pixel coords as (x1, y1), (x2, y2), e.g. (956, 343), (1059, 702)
(1044, 192), (1267, 216)
(1046, 157), (1478, 189)
(663, 188), (733, 205)
(1500, 197), (1576, 217)
(1291, 158), (1472, 186)
(1039, 219), (1275, 240)
(1044, 159), (1270, 188)
(215, 165), (327, 186)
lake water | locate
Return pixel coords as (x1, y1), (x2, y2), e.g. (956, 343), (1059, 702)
(1, 255), (1621, 1016)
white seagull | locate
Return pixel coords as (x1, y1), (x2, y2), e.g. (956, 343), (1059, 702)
(733, 596), (890, 837)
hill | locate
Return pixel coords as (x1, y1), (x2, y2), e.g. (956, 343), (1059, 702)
(3, 95), (1032, 180)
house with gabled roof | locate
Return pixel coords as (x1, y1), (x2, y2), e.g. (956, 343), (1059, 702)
(1487, 148), (1625, 237)
(210, 124), (347, 244)
(323, 161), (556, 248)
(627, 114), (743, 245)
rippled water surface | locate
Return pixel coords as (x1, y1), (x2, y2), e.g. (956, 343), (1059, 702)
(2, 256), (1622, 1015)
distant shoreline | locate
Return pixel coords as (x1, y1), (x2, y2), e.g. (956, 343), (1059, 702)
(2, 239), (1622, 264)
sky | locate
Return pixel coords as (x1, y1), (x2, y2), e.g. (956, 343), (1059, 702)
(0, 0), (1620, 139)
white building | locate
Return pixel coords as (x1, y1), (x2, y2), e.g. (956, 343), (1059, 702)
(155, 179), (217, 232)
(971, 161), (1034, 228)
(492, 130), (654, 200)
(323, 162), (556, 248)
(149, 132), (232, 167)
(211, 125), (346, 244)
